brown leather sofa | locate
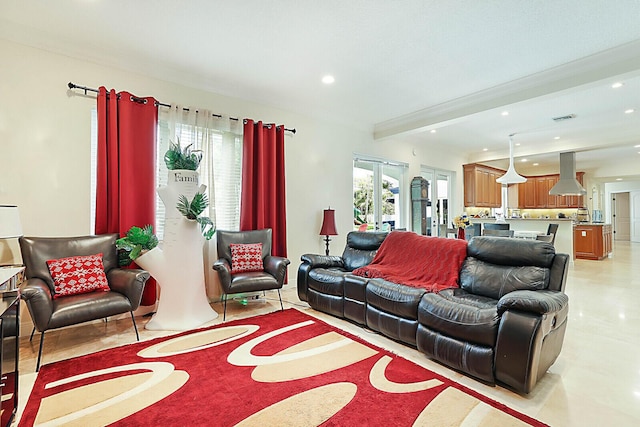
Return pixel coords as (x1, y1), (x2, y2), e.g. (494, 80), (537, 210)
(19, 234), (149, 371)
(298, 231), (569, 394)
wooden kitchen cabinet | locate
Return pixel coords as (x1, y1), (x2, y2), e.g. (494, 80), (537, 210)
(519, 178), (537, 209)
(574, 223), (612, 260)
(518, 172), (584, 209)
(463, 164), (503, 208)
(464, 164), (585, 209)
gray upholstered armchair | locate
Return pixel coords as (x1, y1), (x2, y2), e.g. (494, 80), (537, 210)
(19, 233), (149, 371)
(213, 229), (290, 321)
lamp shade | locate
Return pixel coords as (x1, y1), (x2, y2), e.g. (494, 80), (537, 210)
(319, 208), (338, 236)
(496, 135), (527, 184)
(0, 205), (23, 238)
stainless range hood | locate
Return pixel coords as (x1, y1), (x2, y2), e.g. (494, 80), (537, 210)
(549, 152), (586, 196)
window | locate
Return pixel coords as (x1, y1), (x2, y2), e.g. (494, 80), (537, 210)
(90, 109), (242, 240)
(353, 156), (406, 231)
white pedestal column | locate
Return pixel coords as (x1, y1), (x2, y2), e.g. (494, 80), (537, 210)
(139, 169), (218, 331)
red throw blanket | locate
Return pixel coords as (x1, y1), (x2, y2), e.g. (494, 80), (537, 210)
(353, 231), (468, 292)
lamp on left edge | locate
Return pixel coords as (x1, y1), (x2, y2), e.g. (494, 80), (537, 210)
(0, 205), (24, 267)
(319, 207), (338, 256)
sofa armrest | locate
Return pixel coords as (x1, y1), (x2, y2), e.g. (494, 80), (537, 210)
(264, 255), (291, 286)
(19, 278), (54, 332)
(212, 258), (232, 291)
(497, 290), (568, 316)
(107, 268), (149, 311)
(300, 254), (345, 269)
(495, 290), (569, 393)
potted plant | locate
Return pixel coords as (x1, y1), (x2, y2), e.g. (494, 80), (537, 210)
(176, 191), (215, 240)
(116, 225), (159, 267)
(164, 140), (203, 171)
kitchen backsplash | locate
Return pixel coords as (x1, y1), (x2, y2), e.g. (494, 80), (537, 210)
(465, 207), (580, 219)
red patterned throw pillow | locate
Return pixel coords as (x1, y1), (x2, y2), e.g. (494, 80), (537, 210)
(46, 253), (110, 298)
(230, 243), (264, 274)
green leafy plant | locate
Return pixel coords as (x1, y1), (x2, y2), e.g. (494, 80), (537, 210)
(116, 225), (159, 266)
(164, 140), (203, 171)
(176, 192), (216, 240)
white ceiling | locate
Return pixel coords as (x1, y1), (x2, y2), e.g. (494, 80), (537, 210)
(2, 1), (640, 181)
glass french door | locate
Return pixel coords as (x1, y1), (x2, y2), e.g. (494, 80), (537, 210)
(420, 167), (453, 237)
(353, 158), (406, 231)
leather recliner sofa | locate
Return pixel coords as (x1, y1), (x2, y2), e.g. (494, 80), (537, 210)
(298, 231), (569, 394)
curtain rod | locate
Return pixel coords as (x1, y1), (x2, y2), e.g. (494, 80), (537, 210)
(68, 82), (296, 134)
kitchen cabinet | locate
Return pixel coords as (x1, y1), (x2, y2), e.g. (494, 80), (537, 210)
(463, 164), (503, 208)
(574, 223), (612, 260)
(464, 165), (585, 209)
(518, 172), (584, 209)
(519, 178), (536, 209)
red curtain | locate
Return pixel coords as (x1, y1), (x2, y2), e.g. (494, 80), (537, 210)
(240, 120), (287, 260)
(96, 87), (158, 306)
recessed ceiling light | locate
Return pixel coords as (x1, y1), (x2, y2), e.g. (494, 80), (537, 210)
(533, 163), (539, 166)
(430, 129), (436, 134)
(321, 75), (335, 84)
(521, 159), (528, 162)
(515, 143), (521, 146)
(625, 108), (635, 114)
(501, 111), (509, 116)
(616, 178), (623, 181)
(554, 136), (560, 140)
(612, 82), (624, 89)
(482, 148), (488, 151)
(635, 144), (640, 148)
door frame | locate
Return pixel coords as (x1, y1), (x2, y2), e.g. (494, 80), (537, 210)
(353, 155), (408, 231)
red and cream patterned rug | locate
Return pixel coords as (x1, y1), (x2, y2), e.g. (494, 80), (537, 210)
(20, 308), (547, 426)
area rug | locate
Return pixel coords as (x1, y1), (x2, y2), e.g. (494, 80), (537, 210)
(20, 308), (547, 426)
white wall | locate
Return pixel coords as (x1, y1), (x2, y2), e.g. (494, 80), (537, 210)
(0, 38), (466, 283)
(603, 180), (640, 223)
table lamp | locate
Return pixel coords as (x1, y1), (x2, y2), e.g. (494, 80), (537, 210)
(0, 205), (23, 266)
(319, 207), (338, 256)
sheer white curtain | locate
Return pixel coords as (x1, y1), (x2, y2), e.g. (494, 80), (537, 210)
(157, 105), (243, 240)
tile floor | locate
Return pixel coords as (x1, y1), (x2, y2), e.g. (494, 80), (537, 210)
(15, 241), (640, 426)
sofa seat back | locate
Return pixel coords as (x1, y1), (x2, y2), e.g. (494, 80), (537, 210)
(342, 231), (388, 271)
(20, 234), (119, 294)
(460, 237), (555, 300)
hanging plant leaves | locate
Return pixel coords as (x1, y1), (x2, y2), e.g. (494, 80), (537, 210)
(176, 191), (216, 240)
(164, 140), (203, 171)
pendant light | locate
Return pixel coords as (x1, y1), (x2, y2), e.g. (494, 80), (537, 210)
(496, 134), (527, 184)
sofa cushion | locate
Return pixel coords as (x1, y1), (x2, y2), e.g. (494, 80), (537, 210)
(230, 243), (264, 274)
(467, 236), (555, 268)
(459, 258), (549, 300)
(418, 288), (499, 347)
(366, 279), (426, 320)
(342, 231), (388, 271)
(46, 253), (110, 298)
(307, 268), (347, 297)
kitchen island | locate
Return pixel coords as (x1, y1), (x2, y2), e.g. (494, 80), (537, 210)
(573, 223), (612, 260)
(470, 218), (575, 261)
